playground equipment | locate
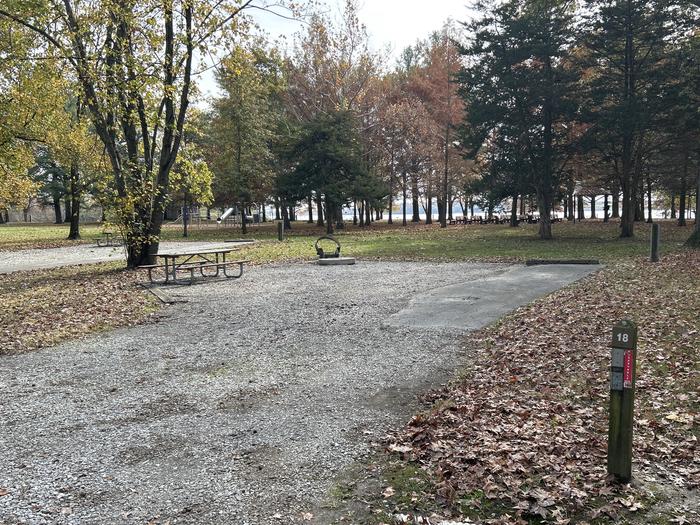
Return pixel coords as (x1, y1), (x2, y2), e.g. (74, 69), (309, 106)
(217, 208), (235, 223)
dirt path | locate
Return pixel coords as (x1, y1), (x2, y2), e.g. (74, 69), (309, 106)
(0, 262), (599, 524)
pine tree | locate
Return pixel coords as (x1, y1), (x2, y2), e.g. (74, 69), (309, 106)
(458, 0), (578, 239)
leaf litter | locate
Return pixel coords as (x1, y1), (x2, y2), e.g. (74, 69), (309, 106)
(379, 252), (699, 524)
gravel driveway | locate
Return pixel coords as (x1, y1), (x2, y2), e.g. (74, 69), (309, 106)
(0, 242), (252, 274)
(0, 262), (597, 524)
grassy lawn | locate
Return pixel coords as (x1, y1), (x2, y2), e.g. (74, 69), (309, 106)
(2, 220), (693, 263)
(0, 223), (105, 250)
(193, 220), (694, 264)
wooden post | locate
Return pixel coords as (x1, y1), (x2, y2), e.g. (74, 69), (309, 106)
(277, 221), (284, 241)
(650, 223), (660, 262)
(608, 320), (638, 482)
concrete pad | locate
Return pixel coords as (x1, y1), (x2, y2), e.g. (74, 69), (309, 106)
(388, 264), (601, 330)
(317, 257), (356, 266)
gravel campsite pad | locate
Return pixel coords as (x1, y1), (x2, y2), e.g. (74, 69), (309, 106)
(0, 262), (598, 524)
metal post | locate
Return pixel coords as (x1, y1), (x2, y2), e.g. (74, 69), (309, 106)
(608, 320), (638, 482)
(277, 221), (284, 241)
(650, 223), (660, 262)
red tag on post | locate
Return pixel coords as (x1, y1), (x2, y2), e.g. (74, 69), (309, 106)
(623, 350), (634, 388)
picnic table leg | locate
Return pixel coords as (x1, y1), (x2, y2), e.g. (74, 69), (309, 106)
(223, 261), (244, 279)
(168, 257), (177, 284)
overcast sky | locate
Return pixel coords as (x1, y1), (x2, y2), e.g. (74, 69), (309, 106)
(250, 0), (475, 58)
(198, 0), (475, 100)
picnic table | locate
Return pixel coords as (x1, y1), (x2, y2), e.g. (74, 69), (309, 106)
(139, 248), (250, 285)
(97, 231), (124, 247)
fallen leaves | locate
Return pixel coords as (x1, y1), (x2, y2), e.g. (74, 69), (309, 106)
(0, 263), (160, 354)
(382, 252), (700, 523)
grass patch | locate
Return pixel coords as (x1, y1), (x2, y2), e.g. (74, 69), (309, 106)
(0, 223), (104, 250)
(2, 220), (694, 263)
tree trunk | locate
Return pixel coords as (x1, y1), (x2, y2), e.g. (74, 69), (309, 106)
(635, 176), (644, 222)
(646, 177), (653, 223)
(365, 200), (371, 226)
(425, 190), (433, 225)
(307, 195), (314, 223)
(67, 161), (81, 240)
(679, 185), (687, 226)
(670, 192), (676, 219)
(577, 195), (585, 220)
(325, 196), (334, 234)
(604, 194), (610, 223)
(687, 158), (700, 246)
(619, 0), (636, 238)
(411, 174), (420, 222)
(612, 191), (620, 218)
(510, 194), (519, 227)
(402, 172), (408, 227)
(282, 202), (291, 230)
(679, 152), (688, 226)
(64, 196), (72, 224)
(353, 201), (358, 225)
(388, 148), (395, 224)
(536, 191), (552, 239)
(590, 195), (596, 219)
(241, 203), (248, 234)
(316, 195), (324, 227)
(568, 192), (575, 221)
(53, 194), (63, 224)
(359, 201), (364, 227)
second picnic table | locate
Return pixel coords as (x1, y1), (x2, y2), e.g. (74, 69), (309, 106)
(141, 247), (250, 285)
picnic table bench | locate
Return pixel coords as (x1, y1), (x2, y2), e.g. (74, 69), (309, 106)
(97, 231), (124, 247)
(139, 248), (250, 285)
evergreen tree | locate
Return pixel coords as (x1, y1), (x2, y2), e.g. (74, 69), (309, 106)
(281, 111), (366, 234)
(580, 0), (690, 237)
(458, 0), (578, 239)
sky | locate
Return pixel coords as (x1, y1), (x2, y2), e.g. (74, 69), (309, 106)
(250, 0), (475, 58)
(198, 0), (475, 100)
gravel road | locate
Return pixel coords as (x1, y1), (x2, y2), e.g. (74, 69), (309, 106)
(0, 262), (597, 524)
(0, 242), (252, 274)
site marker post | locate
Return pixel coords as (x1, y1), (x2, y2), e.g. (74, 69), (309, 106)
(607, 319), (638, 482)
(650, 223), (660, 262)
(277, 222), (284, 241)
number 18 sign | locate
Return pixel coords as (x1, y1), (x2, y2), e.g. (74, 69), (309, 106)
(612, 321), (637, 350)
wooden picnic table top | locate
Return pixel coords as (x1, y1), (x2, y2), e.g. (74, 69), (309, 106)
(156, 248), (237, 258)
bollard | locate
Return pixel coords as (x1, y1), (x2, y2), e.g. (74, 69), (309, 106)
(277, 221), (284, 241)
(650, 223), (660, 262)
(607, 320), (638, 482)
